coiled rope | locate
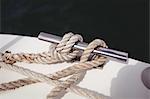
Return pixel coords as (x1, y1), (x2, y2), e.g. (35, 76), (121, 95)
(0, 32), (108, 99)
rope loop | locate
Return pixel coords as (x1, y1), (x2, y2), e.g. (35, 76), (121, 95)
(48, 33), (83, 62)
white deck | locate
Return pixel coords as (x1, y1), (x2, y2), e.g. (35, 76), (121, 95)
(0, 34), (149, 99)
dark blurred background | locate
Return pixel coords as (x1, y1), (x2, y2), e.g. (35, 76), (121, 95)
(0, 0), (149, 63)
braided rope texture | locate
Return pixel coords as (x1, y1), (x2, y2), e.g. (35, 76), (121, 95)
(0, 32), (108, 99)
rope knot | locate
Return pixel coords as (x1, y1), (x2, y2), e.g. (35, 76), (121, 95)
(48, 32), (83, 62)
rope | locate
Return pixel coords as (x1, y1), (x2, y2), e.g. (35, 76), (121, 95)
(0, 77), (107, 99)
(0, 32), (108, 99)
(1, 33), (82, 64)
(47, 39), (107, 99)
(0, 78), (38, 92)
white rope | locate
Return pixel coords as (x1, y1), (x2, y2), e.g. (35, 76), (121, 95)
(0, 32), (108, 99)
